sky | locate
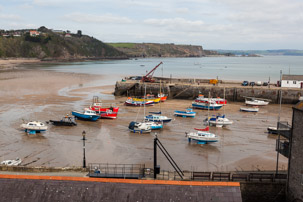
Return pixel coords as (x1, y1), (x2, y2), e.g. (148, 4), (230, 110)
(1, 0), (303, 50)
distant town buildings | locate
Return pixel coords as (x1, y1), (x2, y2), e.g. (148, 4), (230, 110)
(29, 30), (40, 37)
(281, 74), (303, 88)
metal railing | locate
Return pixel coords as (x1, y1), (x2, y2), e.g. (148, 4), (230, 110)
(88, 163), (145, 179)
(276, 140), (290, 158)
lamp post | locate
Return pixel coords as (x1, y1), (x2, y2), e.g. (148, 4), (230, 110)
(82, 130), (86, 168)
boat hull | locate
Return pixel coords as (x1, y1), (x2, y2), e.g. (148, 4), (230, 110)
(240, 107), (259, 112)
(49, 120), (77, 126)
(174, 111), (196, 118)
(192, 103), (223, 110)
(72, 111), (100, 121)
(124, 100), (154, 107)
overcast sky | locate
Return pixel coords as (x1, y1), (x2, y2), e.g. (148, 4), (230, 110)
(1, 0), (303, 50)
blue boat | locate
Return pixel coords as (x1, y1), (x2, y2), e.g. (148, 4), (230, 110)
(174, 108), (196, 118)
(144, 114), (172, 123)
(145, 121), (163, 130)
(72, 108), (100, 121)
(192, 101), (223, 110)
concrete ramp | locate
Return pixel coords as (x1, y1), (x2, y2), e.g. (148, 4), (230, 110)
(0, 174), (242, 202)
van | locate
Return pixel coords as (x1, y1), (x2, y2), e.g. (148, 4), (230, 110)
(256, 81), (262, 86)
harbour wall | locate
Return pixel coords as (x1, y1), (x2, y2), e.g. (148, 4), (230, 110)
(115, 79), (303, 104)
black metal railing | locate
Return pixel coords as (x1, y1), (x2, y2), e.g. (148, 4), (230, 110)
(88, 163), (145, 179)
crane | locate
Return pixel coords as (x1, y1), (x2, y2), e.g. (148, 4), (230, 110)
(141, 62), (163, 82)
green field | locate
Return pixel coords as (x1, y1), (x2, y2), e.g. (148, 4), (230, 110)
(108, 43), (136, 48)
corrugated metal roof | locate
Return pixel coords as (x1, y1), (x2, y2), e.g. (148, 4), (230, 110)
(282, 74), (303, 81)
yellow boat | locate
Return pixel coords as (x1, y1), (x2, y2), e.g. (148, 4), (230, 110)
(132, 97), (161, 103)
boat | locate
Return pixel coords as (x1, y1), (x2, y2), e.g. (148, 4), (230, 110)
(49, 115), (77, 126)
(1, 158), (22, 166)
(132, 96), (161, 103)
(206, 114), (233, 127)
(145, 114), (172, 123)
(192, 100), (223, 110)
(124, 98), (154, 107)
(244, 97), (270, 106)
(157, 93), (168, 102)
(71, 108), (100, 121)
(20, 121), (48, 133)
(186, 130), (219, 144)
(174, 108), (196, 118)
(195, 94), (227, 105)
(144, 121), (163, 130)
(89, 96), (119, 119)
(128, 121), (151, 133)
(240, 107), (259, 112)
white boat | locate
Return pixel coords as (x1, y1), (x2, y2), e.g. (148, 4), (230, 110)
(207, 114), (233, 127)
(20, 121), (48, 132)
(240, 107), (259, 112)
(186, 131), (219, 144)
(1, 158), (22, 166)
(144, 121), (163, 130)
(245, 99), (269, 106)
(128, 121), (151, 133)
(145, 114), (172, 123)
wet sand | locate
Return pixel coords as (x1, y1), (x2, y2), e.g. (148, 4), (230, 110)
(0, 68), (291, 172)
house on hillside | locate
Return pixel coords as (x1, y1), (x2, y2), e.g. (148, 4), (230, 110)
(29, 30), (40, 37)
(281, 74), (303, 88)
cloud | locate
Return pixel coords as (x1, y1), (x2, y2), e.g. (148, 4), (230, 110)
(0, 14), (22, 21)
(175, 7), (189, 14)
(144, 18), (204, 30)
(63, 13), (133, 24)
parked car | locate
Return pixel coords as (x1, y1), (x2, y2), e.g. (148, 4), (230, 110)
(242, 81), (249, 86)
(249, 82), (255, 86)
(263, 82), (268, 86)
(256, 81), (262, 86)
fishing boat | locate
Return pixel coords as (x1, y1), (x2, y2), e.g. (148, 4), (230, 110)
(240, 107), (259, 112)
(20, 121), (48, 133)
(72, 108), (100, 121)
(132, 96), (161, 103)
(49, 115), (77, 126)
(124, 98), (154, 107)
(157, 93), (168, 102)
(145, 114), (172, 123)
(186, 128), (219, 144)
(195, 94), (227, 105)
(192, 100), (223, 110)
(89, 96), (119, 119)
(1, 158), (22, 166)
(174, 108), (196, 118)
(206, 114), (233, 127)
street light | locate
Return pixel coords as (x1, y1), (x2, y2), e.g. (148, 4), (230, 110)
(82, 130), (86, 168)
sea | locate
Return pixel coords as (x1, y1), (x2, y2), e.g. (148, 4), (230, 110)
(31, 56), (303, 86)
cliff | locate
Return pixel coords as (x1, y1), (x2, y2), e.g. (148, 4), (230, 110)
(0, 27), (127, 60)
(107, 43), (205, 57)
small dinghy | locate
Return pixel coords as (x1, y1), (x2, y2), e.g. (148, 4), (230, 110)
(240, 107), (259, 112)
(1, 158), (22, 166)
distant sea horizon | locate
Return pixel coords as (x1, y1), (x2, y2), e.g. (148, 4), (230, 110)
(32, 56), (303, 86)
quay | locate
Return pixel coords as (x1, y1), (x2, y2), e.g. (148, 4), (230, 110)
(115, 77), (303, 104)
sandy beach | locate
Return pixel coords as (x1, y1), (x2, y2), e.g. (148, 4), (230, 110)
(0, 61), (291, 172)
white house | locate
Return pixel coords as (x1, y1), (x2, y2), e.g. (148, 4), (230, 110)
(281, 74), (303, 88)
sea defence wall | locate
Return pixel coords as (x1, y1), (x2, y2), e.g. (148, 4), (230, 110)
(115, 79), (303, 104)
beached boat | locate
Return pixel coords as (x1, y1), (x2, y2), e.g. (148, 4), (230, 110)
(240, 107), (259, 112)
(20, 121), (48, 133)
(206, 114), (233, 127)
(186, 129), (219, 144)
(245, 99), (269, 106)
(124, 98), (154, 107)
(195, 94), (227, 105)
(49, 115), (77, 126)
(145, 121), (163, 130)
(89, 96), (119, 119)
(192, 101), (223, 110)
(132, 96), (161, 103)
(145, 114), (172, 123)
(128, 121), (151, 133)
(1, 158), (22, 166)
(72, 108), (100, 121)
(174, 108), (196, 118)
(157, 93), (168, 102)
